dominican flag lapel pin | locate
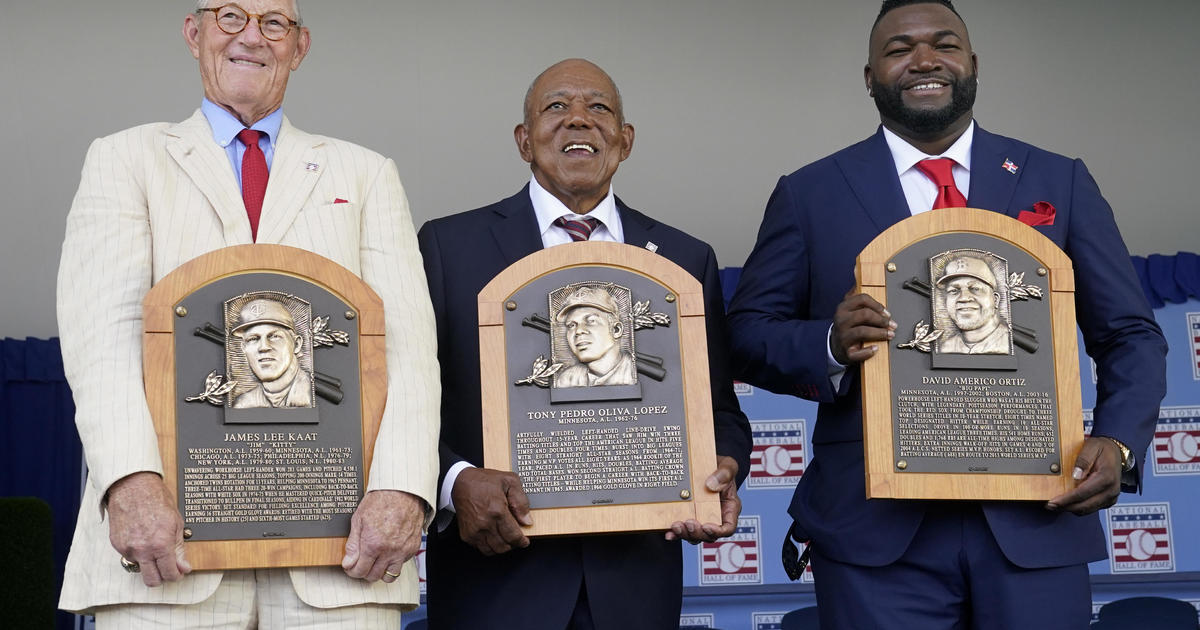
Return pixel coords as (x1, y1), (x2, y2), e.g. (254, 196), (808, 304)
(1002, 158), (1019, 175)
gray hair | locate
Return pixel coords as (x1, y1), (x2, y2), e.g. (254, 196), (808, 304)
(195, 1), (303, 26)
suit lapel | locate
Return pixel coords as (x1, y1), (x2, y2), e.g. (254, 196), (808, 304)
(616, 199), (656, 250)
(835, 129), (911, 233)
(489, 186), (545, 265)
(257, 117), (324, 243)
(967, 125), (1028, 219)
(165, 110), (252, 243)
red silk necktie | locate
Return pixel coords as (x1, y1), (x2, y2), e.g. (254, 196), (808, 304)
(915, 158), (967, 210)
(237, 129), (268, 242)
(554, 216), (601, 242)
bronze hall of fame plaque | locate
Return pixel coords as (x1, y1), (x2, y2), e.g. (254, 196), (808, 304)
(856, 207), (1085, 501)
(143, 245), (387, 570)
(479, 242), (720, 536)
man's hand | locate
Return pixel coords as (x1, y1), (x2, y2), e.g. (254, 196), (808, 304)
(342, 490), (424, 583)
(666, 456), (741, 544)
(830, 292), (896, 365)
(451, 467), (532, 556)
(1046, 437), (1123, 515)
(106, 471), (191, 587)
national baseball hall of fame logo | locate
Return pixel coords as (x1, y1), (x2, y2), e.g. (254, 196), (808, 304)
(1154, 406), (1200, 475)
(752, 612), (788, 630)
(699, 516), (763, 585)
(417, 534), (427, 594)
(1189, 312), (1200, 380)
(748, 420), (807, 488)
(1107, 502), (1174, 574)
(678, 613), (715, 629)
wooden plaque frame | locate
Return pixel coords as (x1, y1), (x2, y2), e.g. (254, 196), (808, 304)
(478, 242), (720, 536)
(857, 207), (1084, 500)
(143, 244), (386, 570)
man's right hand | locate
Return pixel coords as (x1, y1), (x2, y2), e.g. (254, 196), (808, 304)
(106, 471), (191, 587)
(830, 291), (897, 365)
(451, 467), (532, 556)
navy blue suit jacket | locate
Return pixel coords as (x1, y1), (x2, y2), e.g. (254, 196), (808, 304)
(418, 186), (751, 630)
(727, 125), (1167, 569)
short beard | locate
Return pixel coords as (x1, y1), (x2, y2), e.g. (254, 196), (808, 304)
(872, 73), (977, 136)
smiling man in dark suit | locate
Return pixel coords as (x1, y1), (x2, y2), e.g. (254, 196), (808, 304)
(727, 1), (1167, 628)
(417, 58), (752, 630)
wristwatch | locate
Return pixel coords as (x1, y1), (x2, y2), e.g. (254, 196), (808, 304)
(1103, 437), (1135, 472)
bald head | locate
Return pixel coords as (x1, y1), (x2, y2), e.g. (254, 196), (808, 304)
(523, 58), (625, 127)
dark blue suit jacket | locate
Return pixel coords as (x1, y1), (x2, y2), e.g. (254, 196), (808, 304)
(727, 125), (1167, 569)
(418, 186), (751, 630)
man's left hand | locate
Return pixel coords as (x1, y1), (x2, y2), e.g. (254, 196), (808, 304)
(342, 489), (425, 583)
(666, 456), (741, 543)
(1046, 436), (1123, 515)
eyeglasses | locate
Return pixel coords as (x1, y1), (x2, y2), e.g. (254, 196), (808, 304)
(196, 4), (299, 41)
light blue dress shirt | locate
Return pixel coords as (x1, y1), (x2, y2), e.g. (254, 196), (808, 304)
(200, 98), (283, 190)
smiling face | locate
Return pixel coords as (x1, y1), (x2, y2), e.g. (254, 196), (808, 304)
(865, 3), (977, 150)
(183, 1), (310, 126)
(514, 59), (635, 215)
(240, 322), (301, 383)
(943, 276), (998, 332)
(563, 305), (622, 364)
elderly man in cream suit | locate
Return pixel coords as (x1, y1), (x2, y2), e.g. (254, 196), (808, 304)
(56, 1), (438, 627)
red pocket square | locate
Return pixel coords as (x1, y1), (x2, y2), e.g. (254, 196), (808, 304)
(334, 198), (350, 204)
(1017, 201), (1055, 227)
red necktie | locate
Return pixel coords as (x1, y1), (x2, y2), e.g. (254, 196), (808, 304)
(237, 129), (268, 242)
(915, 158), (967, 210)
(554, 216), (601, 242)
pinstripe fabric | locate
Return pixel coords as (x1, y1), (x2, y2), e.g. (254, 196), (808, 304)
(57, 110), (439, 615)
(94, 569), (402, 629)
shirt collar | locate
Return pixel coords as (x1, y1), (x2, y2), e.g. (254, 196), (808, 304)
(200, 98), (284, 149)
(881, 119), (975, 175)
(529, 176), (620, 238)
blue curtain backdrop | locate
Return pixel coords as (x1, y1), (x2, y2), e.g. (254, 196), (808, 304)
(1, 337), (82, 630)
(1132, 252), (1200, 308)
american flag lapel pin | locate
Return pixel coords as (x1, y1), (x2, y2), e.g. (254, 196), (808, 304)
(1002, 158), (1019, 175)
(645, 241), (659, 253)
(305, 162), (320, 172)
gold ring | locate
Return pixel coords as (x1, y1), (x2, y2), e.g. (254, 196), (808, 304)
(384, 569), (400, 578)
(120, 556), (141, 573)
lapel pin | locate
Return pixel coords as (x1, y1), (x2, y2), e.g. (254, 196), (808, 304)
(645, 241), (659, 253)
(1002, 158), (1019, 175)
(305, 162), (320, 172)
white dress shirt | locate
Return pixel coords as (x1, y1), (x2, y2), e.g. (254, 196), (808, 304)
(437, 176), (625, 521)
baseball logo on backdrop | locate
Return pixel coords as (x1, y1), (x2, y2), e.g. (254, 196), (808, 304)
(1189, 313), (1200, 380)
(679, 613), (715, 629)
(417, 534), (427, 594)
(1107, 502), (1174, 574)
(699, 515), (763, 585)
(752, 612), (787, 630)
(748, 420), (807, 488)
(1154, 406), (1200, 476)
(1083, 408), (1093, 437)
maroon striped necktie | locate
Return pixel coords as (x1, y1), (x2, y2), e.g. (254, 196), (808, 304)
(237, 129), (268, 242)
(554, 216), (601, 242)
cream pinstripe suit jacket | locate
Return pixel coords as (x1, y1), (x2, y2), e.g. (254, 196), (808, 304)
(56, 110), (439, 613)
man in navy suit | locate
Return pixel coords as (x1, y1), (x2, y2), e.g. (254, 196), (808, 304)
(418, 58), (752, 630)
(727, 1), (1167, 628)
